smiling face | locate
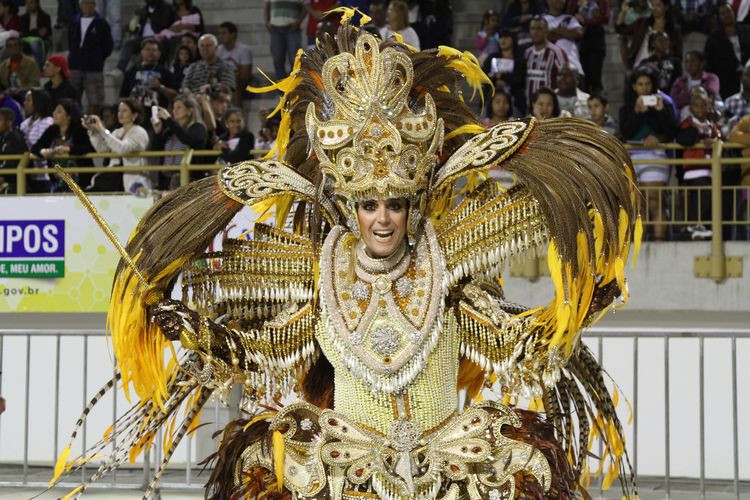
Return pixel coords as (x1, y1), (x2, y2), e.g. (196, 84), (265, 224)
(225, 110), (244, 136)
(356, 198), (408, 258)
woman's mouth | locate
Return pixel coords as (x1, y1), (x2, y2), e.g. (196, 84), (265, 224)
(373, 230), (394, 240)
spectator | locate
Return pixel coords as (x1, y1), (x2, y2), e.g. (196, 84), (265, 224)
(156, 0), (204, 55)
(675, 0), (711, 34)
(120, 37), (178, 108)
(410, 0), (453, 49)
(264, 0), (304, 80)
(619, 67), (676, 241)
(483, 87), (513, 125)
(256, 109), (280, 151)
(477, 9), (501, 66)
(0, 107), (28, 194)
(54, 0), (80, 51)
(83, 97), (151, 194)
(43, 54), (80, 105)
(380, 0), (420, 49)
(68, 0), (113, 113)
(556, 62), (590, 117)
(0, 0), (20, 32)
(545, 0), (584, 75)
(31, 98), (95, 190)
(171, 43), (195, 89)
(638, 31), (682, 93)
(530, 87), (561, 119)
(101, 104), (118, 131)
(670, 50), (720, 113)
(616, 0), (682, 73)
(705, 2), (750, 100)
(151, 94), (207, 187)
(217, 22), (253, 105)
(20, 89), (54, 193)
(214, 107), (254, 163)
(0, 92), (22, 127)
(724, 61), (750, 132)
(114, 0), (176, 73)
(204, 84), (232, 138)
(572, 0), (610, 94)
(587, 93), (619, 136)
(20, 0), (53, 69)
(675, 88), (719, 239)
(96, 0), (121, 49)
(525, 16), (568, 106)
(304, 1), (340, 47)
(365, 0), (387, 35)
(504, 0), (546, 49)
(483, 28), (528, 116)
(0, 36), (40, 101)
(181, 34), (236, 93)
(180, 31), (198, 57)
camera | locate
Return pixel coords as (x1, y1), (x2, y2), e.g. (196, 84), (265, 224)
(642, 95), (658, 107)
(84, 115), (96, 125)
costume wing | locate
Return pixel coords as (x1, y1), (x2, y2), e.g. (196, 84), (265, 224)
(432, 117), (640, 495)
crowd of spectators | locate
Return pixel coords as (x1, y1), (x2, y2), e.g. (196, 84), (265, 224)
(0, 0), (748, 240)
(478, 0), (750, 240)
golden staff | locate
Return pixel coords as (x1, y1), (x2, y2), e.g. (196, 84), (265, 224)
(54, 166), (149, 287)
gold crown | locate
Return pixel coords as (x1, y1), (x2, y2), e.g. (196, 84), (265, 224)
(305, 33), (444, 204)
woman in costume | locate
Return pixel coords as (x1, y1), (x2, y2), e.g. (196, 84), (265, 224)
(50, 13), (640, 499)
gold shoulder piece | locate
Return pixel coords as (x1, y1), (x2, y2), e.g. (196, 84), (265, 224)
(435, 181), (548, 289)
(429, 119), (534, 198)
(218, 159), (338, 224)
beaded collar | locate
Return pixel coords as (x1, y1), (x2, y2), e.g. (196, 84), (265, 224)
(318, 222), (446, 393)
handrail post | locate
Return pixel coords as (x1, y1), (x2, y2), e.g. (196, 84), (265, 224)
(16, 152), (29, 195)
(180, 149), (194, 187)
(710, 140), (725, 282)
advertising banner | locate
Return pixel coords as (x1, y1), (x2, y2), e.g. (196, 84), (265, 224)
(0, 196), (152, 312)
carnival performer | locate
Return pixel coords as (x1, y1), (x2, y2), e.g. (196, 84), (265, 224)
(50, 11), (641, 500)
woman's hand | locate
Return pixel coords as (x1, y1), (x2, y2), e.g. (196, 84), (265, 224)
(634, 96), (647, 113)
(654, 95), (664, 111)
(88, 115), (104, 133)
(152, 119), (163, 134)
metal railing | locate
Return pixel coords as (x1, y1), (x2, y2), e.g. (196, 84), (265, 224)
(0, 149), (272, 195)
(0, 326), (747, 498)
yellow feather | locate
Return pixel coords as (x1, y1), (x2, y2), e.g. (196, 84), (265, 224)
(612, 387), (619, 408)
(61, 485), (84, 500)
(49, 444), (72, 486)
(443, 123), (486, 141)
(242, 412), (276, 432)
(272, 430), (285, 492)
(631, 215), (643, 268)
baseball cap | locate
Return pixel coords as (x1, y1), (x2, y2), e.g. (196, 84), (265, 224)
(46, 54), (70, 78)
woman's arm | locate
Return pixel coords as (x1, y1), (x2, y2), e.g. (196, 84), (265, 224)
(30, 126), (55, 156)
(164, 119), (207, 149)
(102, 126), (150, 154)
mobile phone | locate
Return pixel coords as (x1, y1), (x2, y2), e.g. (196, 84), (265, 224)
(642, 95), (658, 107)
(151, 105), (159, 123)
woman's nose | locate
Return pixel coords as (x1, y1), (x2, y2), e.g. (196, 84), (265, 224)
(376, 206), (390, 224)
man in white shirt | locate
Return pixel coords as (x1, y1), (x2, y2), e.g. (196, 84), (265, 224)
(544, 0), (584, 76)
(556, 63), (590, 118)
(217, 21), (253, 105)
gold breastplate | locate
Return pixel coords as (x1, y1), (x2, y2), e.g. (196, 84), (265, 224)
(317, 222), (458, 435)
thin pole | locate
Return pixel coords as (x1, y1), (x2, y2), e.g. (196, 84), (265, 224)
(699, 336), (705, 500)
(53, 335), (61, 462)
(732, 337), (739, 500)
(664, 337), (670, 499)
(23, 335), (30, 484)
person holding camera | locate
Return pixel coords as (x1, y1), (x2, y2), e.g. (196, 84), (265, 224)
(150, 94), (207, 188)
(482, 28), (527, 116)
(120, 38), (178, 109)
(83, 97), (151, 194)
(619, 67), (676, 241)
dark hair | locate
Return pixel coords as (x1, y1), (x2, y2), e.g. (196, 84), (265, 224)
(55, 98), (82, 126)
(0, 107), (15, 124)
(219, 21), (237, 35)
(173, 0), (193, 9)
(587, 93), (609, 106)
(222, 106), (244, 124)
(486, 86), (513, 119)
(480, 9), (499, 30)
(0, 0), (19, 15)
(627, 66), (657, 103)
(118, 97), (145, 125)
(650, 0), (679, 34)
(181, 32), (198, 44)
(141, 37), (161, 50)
(529, 15), (548, 27)
(209, 84), (232, 100)
(647, 30), (669, 52)
(174, 44), (196, 65)
(686, 49), (704, 62)
(27, 89), (53, 117)
(531, 87), (560, 117)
